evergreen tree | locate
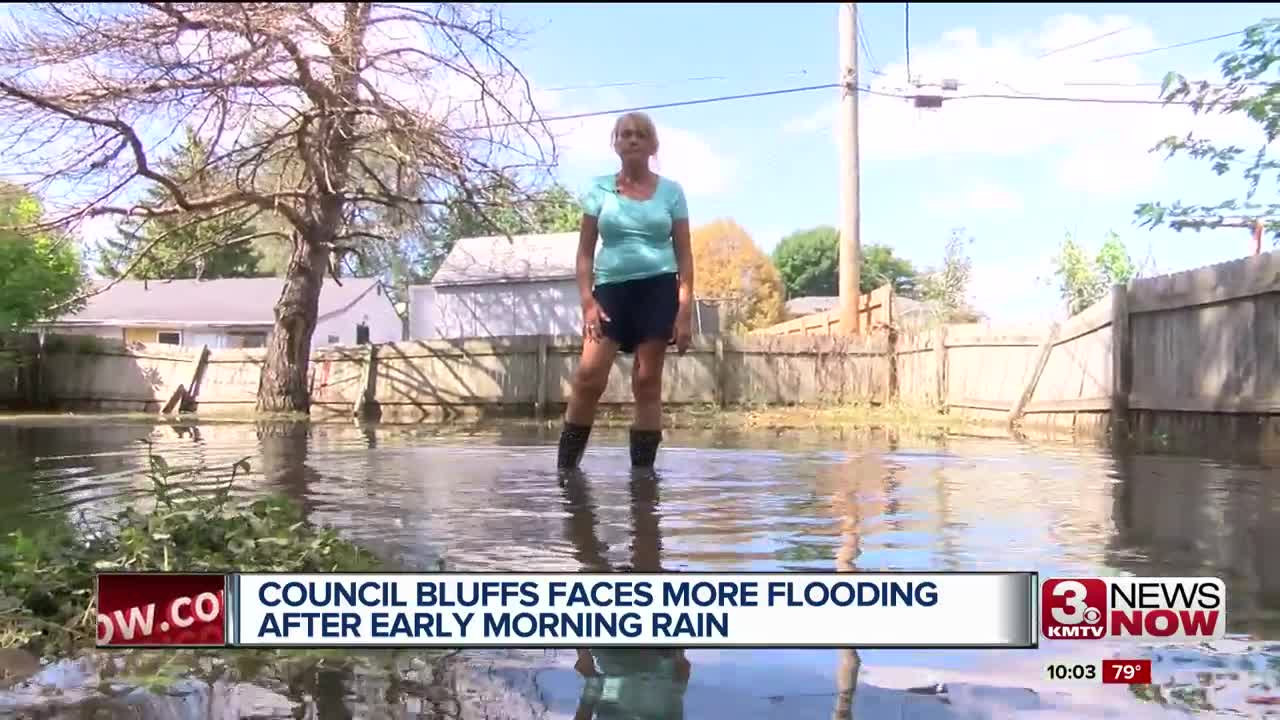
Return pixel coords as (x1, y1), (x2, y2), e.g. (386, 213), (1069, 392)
(95, 127), (267, 280)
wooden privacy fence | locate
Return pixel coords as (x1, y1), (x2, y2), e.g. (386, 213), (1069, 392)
(30, 333), (891, 422)
(894, 249), (1280, 440)
(14, 248), (1280, 444)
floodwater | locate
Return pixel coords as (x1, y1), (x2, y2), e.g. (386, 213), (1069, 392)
(2, 417), (1279, 718)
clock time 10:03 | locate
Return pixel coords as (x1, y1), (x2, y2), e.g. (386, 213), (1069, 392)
(1046, 663), (1098, 681)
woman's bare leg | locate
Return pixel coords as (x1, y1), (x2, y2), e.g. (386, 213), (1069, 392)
(558, 337), (618, 469)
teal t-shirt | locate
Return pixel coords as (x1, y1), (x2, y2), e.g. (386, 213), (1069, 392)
(581, 174), (688, 287)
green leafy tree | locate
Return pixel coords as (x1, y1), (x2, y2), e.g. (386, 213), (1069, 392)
(918, 228), (983, 323)
(0, 184), (87, 332)
(0, 3), (559, 413)
(863, 244), (921, 298)
(773, 226), (920, 298)
(1049, 231), (1136, 315)
(773, 227), (839, 298)
(95, 128), (267, 280)
(1136, 19), (1280, 242)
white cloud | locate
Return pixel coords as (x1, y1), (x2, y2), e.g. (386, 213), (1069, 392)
(925, 182), (1023, 213)
(968, 257), (1064, 323)
(785, 13), (1260, 195)
(1057, 141), (1165, 196)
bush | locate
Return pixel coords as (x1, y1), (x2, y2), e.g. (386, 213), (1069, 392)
(0, 441), (383, 657)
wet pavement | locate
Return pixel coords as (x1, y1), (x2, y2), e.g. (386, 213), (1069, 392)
(1, 418), (1278, 717)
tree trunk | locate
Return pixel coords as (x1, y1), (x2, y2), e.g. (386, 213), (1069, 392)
(256, 232), (330, 414)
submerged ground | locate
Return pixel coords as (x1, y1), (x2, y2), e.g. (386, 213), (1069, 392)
(1, 413), (1277, 718)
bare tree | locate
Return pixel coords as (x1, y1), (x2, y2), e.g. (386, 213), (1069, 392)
(0, 2), (557, 412)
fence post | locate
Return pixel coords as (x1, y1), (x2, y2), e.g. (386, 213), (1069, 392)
(353, 343), (379, 421)
(164, 345), (209, 415)
(535, 335), (549, 421)
(32, 331), (46, 409)
(886, 325), (899, 404)
(715, 336), (727, 409)
(1007, 323), (1060, 428)
(1110, 283), (1131, 446)
(933, 326), (948, 411)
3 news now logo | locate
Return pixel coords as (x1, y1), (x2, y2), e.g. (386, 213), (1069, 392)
(1041, 577), (1226, 640)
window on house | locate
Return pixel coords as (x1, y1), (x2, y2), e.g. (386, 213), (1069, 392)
(327, 335), (340, 345)
(157, 331), (181, 345)
(227, 333), (267, 348)
(229, 332), (267, 348)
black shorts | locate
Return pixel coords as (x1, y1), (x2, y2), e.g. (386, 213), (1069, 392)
(592, 272), (679, 354)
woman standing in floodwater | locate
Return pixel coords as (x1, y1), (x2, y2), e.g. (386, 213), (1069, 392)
(557, 112), (695, 470)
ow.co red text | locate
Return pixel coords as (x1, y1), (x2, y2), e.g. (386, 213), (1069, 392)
(96, 573), (228, 647)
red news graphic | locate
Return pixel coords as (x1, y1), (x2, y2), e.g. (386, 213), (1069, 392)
(1101, 659), (1153, 684)
(1041, 577), (1225, 641)
(96, 573), (228, 647)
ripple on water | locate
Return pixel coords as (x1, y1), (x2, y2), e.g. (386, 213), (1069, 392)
(2, 421), (1279, 716)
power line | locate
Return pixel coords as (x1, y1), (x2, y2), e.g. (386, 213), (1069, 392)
(481, 82), (841, 129)
(543, 76), (728, 92)
(1088, 30), (1244, 62)
(477, 70), (1258, 132)
(857, 12), (883, 77)
(541, 70), (815, 93)
(904, 2), (912, 85)
(1061, 79), (1272, 89)
(1037, 26), (1131, 59)
(862, 86), (1217, 106)
(535, 26), (1252, 100)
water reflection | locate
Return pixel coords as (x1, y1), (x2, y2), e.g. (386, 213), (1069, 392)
(1109, 451), (1280, 637)
(3, 420), (1280, 716)
(256, 421), (322, 520)
(559, 468), (691, 719)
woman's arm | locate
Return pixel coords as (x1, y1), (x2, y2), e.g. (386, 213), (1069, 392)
(577, 214), (599, 307)
(672, 217), (693, 309)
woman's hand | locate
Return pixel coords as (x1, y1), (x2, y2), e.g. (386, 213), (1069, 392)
(583, 299), (610, 342)
(673, 303), (693, 354)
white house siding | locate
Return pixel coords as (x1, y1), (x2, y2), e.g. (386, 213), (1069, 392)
(312, 283), (403, 348)
(415, 279), (582, 340)
(408, 285), (437, 339)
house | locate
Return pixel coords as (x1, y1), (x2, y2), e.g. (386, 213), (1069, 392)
(784, 295), (840, 319)
(784, 293), (936, 332)
(409, 232), (721, 340)
(40, 277), (403, 350)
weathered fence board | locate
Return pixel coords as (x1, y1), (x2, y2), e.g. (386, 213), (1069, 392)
(753, 284), (893, 336)
(888, 248), (1280, 442)
(28, 333), (890, 418)
(14, 248), (1280, 447)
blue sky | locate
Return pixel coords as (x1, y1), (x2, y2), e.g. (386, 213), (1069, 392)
(11, 3), (1271, 323)
(497, 2), (1274, 322)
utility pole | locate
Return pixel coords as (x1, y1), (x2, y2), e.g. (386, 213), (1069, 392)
(838, 3), (861, 335)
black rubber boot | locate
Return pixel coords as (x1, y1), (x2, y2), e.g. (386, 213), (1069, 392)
(557, 421), (593, 470)
(629, 428), (663, 468)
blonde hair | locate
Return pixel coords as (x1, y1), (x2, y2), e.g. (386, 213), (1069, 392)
(611, 112), (660, 170)
(611, 111), (658, 145)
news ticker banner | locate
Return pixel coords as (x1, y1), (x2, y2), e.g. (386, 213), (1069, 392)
(94, 572), (1227, 649)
